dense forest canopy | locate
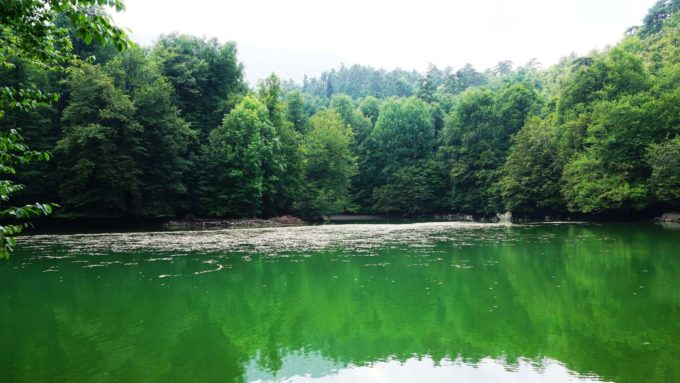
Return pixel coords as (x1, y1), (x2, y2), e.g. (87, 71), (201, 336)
(2, 0), (680, 223)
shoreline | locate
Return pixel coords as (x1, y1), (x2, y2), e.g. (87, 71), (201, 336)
(15, 212), (678, 236)
(163, 215), (306, 229)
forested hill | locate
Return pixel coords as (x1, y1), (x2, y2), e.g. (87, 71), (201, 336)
(3, 0), (680, 221)
(300, 62), (501, 100)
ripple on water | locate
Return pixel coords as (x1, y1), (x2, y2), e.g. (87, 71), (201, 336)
(194, 260), (230, 275)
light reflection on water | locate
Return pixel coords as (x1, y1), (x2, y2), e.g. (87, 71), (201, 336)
(247, 355), (608, 383)
(20, 222), (514, 257)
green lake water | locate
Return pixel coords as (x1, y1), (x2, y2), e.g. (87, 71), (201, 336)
(1, 222), (680, 382)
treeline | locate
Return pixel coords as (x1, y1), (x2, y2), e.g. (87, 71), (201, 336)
(3, 1), (680, 220)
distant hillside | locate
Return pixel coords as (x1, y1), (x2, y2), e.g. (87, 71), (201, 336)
(238, 45), (348, 85)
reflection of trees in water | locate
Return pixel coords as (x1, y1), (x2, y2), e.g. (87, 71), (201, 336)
(2, 224), (679, 382)
(499, 225), (680, 383)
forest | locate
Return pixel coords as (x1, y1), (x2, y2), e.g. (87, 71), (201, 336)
(2, 0), (680, 224)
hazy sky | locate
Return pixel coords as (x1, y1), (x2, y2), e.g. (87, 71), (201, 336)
(112, 0), (657, 75)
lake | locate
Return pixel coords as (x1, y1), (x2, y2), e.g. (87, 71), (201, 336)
(1, 222), (679, 382)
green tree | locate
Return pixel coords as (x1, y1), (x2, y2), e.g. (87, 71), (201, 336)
(1, 57), (60, 207)
(258, 74), (303, 216)
(371, 97), (435, 175)
(0, 0), (129, 256)
(296, 110), (357, 220)
(350, 97), (435, 213)
(105, 48), (196, 216)
(302, 65), (420, 99)
(502, 117), (565, 215)
(108, 49), (196, 217)
(639, 0), (680, 37)
(285, 90), (307, 132)
(493, 60), (514, 76)
(560, 92), (661, 215)
(372, 160), (449, 215)
(151, 34), (245, 136)
(561, 151), (647, 214)
(646, 136), (680, 208)
(56, 65), (142, 217)
(351, 136), (383, 212)
(429, 101), (445, 132)
(557, 47), (650, 125)
(444, 88), (500, 213)
(330, 94), (372, 146)
(133, 78), (194, 217)
(201, 96), (274, 217)
(444, 84), (540, 214)
(416, 64), (440, 103)
(358, 96), (380, 126)
(443, 64), (488, 95)
(54, 10), (119, 64)
(151, 34), (246, 214)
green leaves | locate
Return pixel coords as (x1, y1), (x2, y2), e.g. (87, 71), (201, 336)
(443, 84), (541, 214)
(0, 193), (57, 259)
(562, 152), (649, 213)
(150, 34), (245, 137)
(0, 0), (131, 256)
(202, 96), (272, 217)
(501, 117), (565, 215)
(372, 161), (448, 215)
(296, 110), (357, 219)
(57, 64), (142, 217)
(372, 97), (434, 169)
(646, 136), (680, 207)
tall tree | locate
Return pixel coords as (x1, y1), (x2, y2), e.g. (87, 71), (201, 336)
(639, 0), (680, 37)
(285, 90), (307, 132)
(416, 64), (442, 103)
(371, 97), (435, 176)
(151, 34), (245, 136)
(258, 74), (303, 216)
(444, 83), (540, 213)
(201, 96), (274, 217)
(106, 49), (195, 217)
(443, 64), (488, 95)
(502, 117), (565, 215)
(56, 65), (142, 217)
(296, 110), (357, 220)
(493, 60), (514, 76)
(330, 94), (372, 146)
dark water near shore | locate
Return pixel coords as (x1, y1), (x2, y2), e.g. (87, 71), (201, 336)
(1, 222), (679, 382)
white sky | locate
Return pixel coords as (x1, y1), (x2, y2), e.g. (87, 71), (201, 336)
(112, 0), (657, 74)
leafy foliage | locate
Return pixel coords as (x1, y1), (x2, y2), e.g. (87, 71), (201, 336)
(646, 136), (680, 208)
(639, 0), (680, 37)
(56, 65), (142, 216)
(372, 97), (435, 173)
(0, 0), (130, 257)
(502, 117), (565, 215)
(443, 84), (541, 214)
(372, 160), (449, 215)
(257, 74), (304, 217)
(302, 65), (421, 99)
(201, 96), (274, 217)
(296, 110), (357, 219)
(151, 34), (245, 136)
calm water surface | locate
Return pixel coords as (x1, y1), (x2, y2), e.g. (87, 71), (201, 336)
(1, 222), (679, 382)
